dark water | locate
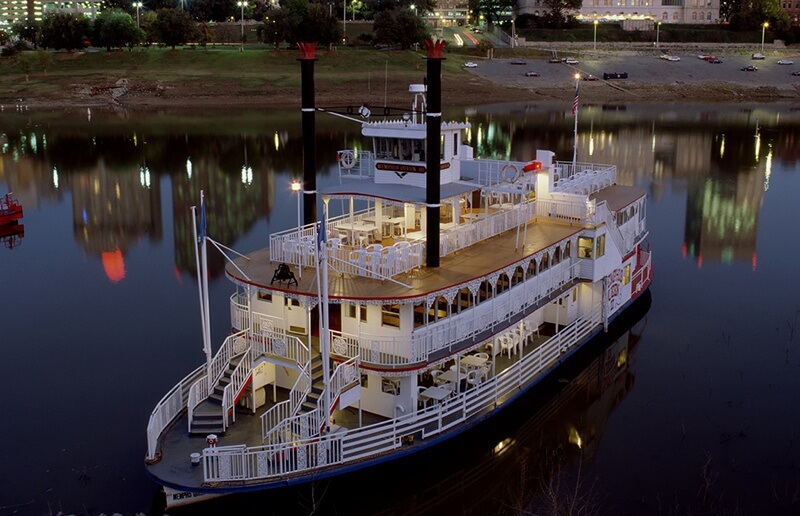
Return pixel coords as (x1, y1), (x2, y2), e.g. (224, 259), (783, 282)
(1, 102), (799, 515)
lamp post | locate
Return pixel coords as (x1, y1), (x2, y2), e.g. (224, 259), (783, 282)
(761, 21), (768, 53)
(343, 0), (346, 44)
(511, 18), (516, 48)
(656, 21), (661, 49)
(133, 1), (143, 28)
(237, 1), (246, 51)
(291, 180), (303, 278)
(593, 20), (598, 50)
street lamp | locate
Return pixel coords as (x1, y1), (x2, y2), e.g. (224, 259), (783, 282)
(133, 1), (143, 28)
(237, 1), (246, 51)
(656, 21), (661, 49)
(761, 21), (768, 53)
(291, 180), (303, 278)
(593, 20), (598, 50)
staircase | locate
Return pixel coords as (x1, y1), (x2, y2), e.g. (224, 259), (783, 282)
(189, 354), (244, 435)
(299, 356), (325, 416)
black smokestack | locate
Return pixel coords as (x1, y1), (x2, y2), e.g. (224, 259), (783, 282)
(298, 42), (318, 226)
(424, 38), (444, 269)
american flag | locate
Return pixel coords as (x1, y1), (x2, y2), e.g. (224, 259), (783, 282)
(572, 82), (579, 115)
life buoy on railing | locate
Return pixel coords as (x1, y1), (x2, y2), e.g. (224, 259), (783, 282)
(501, 163), (520, 183)
(337, 150), (356, 169)
(522, 160), (542, 172)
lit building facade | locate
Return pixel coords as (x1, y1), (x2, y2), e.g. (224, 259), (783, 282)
(518, 0), (720, 24)
(1, 0), (102, 28)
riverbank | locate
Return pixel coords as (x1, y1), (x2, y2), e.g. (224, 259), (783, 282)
(1, 47), (798, 110)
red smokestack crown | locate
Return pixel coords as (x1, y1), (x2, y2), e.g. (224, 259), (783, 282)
(297, 42), (317, 60)
(424, 38), (445, 58)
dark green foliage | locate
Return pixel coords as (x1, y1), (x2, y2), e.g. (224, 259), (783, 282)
(259, 2), (341, 50)
(189, 0), (235, 23)
(150, 8), (199, 49)
(40, 13), (91, 51)
(93, 9), (142, 50)
(373, 8), (428, 49)
(11, 20), (42, 48)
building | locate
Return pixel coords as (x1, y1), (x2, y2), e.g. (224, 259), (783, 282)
(1, 0), (102, 29)
(518, 0), (720, 24)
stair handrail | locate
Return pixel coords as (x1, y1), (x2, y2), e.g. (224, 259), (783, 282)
(208, 330), (248, 396)
(599, 201), (628, 255)
(187, 375), (210, 432)
(221, 345), (256, 430)
(145, 364), (205, 461)
(261, 364), (311, 443)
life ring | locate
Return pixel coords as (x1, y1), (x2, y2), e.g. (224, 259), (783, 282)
(522, 160), (542, 172)
(501, 163), (520, 183)
(337, 150), (356, 169)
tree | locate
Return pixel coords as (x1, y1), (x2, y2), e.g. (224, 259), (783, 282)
(260, 8), (295, 50)
(35, 49), (53, 75)
(40, 13), (91, 51)
(11, 20), (42, 49)
(296, 3), (342, 49)
(150, 8), (199, 49)
(541, 0), (582, 27)
(373, 8), (429, 49)
(729, 0), (790, 31)
(93, 9), (142, 50)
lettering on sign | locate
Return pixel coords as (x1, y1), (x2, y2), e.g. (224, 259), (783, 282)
(375, 162), (451, 178)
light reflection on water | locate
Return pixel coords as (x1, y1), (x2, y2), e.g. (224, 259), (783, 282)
(0, 103), (799, 514)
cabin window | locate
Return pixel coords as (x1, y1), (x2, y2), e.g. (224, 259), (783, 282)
(285, 297), (300, 307)
(413, 302), (426, 328)
(433, 296), (449, 322)
(552, 247), (562, 265)
(565, 241), (571, 259)
(578, 237), (594, 259)
(381, 304), (401, 328)
(382, 378), (400, 395)
(639, 199), (646, 222)
(440, 135), (445, 159)
(346, 304), (367, 322)
(453, 134), (458, 156)
(375, 137), (415, 161)
(456, 288), (472, 313)
(622, 264), (631, 285)
(258, 292), (272, 303)
(511, 265), (525, 286)
(596, 235), (606, 258)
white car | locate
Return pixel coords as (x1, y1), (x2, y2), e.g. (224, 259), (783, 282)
(563, 57), (579, 65)
(463, 61), (478, 68)
(777, 59), (794, 65)
(752, 53), (766, 60)
(660, 54), (680, 62)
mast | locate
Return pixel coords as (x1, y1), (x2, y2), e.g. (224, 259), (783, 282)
(424, 38), (445, 269)
(298, 42), (318, 226)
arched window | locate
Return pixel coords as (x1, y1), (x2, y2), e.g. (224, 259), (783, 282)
(479, 280), (493, 302)
(707, 11), (712, 20)
(527, 259), (537, 277)
(496, 273), (510, 294)
(692, 11), (697, 20)
(673, 12), (678, 20)
(662, 11), (668, 19)
(552, 247), (562, 265)
(539, 253), (550, 272)
(565, 241), (572, 259)
(511, 265), (525, 287)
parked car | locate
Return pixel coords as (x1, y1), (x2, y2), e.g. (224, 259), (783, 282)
(792, 71), (800, 76)
(708, 58), (722, 64)
(472, 28), (482, 33)
(777, 59), (794, 65)
(603, 72), (628, 80)
(524, 71), (540, 77)
(510, 59), (527, 65)
(548, 57), (561, 63)
(660, 54), (680, 61)
(741, 65), (758, 72)
(697, 54), (710, 60)
(703, 56), (718, 62)
(583, 74), (599, 81)
(563, 57), (579, 65)
(752, 53), (766, 60)
(463, 61), (478, 68)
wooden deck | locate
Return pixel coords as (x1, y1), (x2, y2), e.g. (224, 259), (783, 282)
(227, 219), (583, 302)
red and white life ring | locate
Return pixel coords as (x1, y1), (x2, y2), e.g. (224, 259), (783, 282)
(337, 150), (356, 169)
(501, 163), (520, 183)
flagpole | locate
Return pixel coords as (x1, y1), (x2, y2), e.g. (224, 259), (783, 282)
(572, 73), (580, 170)
(191, 205), (209, 367)
(316, 200), (331, 433)
(200, 190), (212, 377)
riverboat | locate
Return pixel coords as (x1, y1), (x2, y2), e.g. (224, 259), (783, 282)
(0, 193), (23, 226)
(145, 40), (652, 508)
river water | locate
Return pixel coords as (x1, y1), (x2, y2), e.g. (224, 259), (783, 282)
(1, 102), (799, 515)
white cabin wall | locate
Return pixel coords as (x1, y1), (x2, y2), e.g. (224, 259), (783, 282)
(359, 373), (406, 418)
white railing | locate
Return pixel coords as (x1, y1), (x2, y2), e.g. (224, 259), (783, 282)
(553, 161), (616, 189)
(269, 222), (320, 268)
(329, 261), (577, 368)
(600, 201), (628, 255)
(327, 240), (425, 280)
(203, 303), (605, 483)
(145, 364), (205, 461)
(221, 347), (255, 430)
(535, 197), (590, 224)
(440, 202), (536, 258)
(208, 331), (247, 394)
(261, 367), (311, 444)
(337, 150), (375, 180)
(249, 328), (310, 367)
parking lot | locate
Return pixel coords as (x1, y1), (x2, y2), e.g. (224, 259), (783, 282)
(464, 52), (800, 98)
